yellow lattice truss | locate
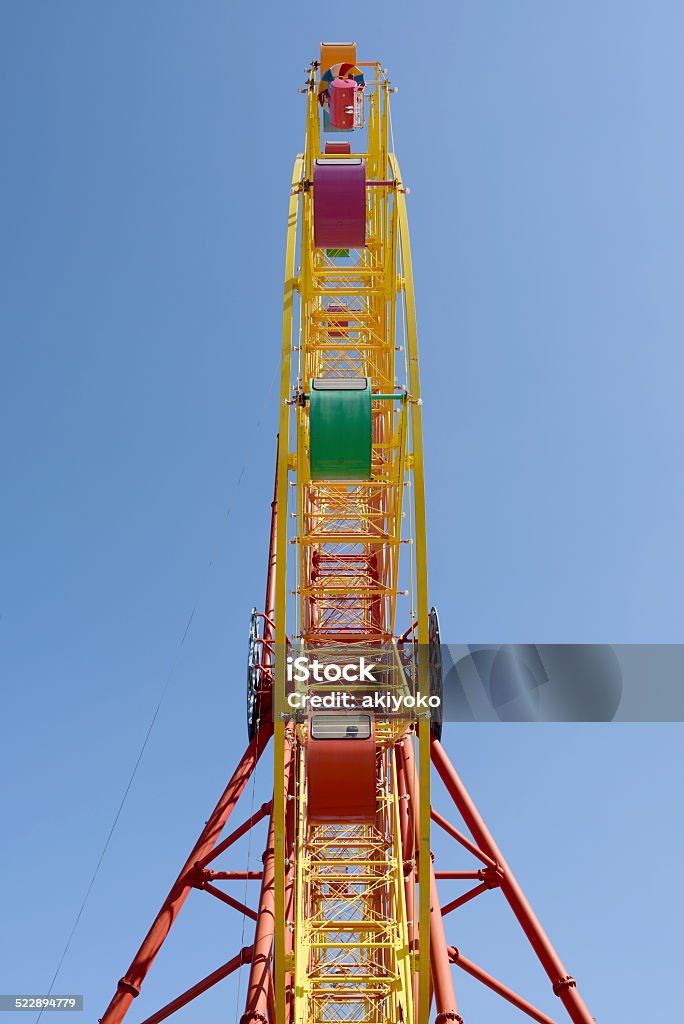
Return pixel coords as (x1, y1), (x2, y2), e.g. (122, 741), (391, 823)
(293, 745), (413, 1024)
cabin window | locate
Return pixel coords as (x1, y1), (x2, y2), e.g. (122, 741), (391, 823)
(310, 714), (372, 741)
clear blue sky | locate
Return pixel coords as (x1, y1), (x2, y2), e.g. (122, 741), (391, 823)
(1, 3), (682, 1022)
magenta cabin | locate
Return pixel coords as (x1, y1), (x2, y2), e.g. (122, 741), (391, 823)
(313, 158), (366, 249)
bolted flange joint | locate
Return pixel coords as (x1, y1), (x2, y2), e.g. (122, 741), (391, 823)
(402, 858), (415, 877)
(553, 975), (577, 996)
(435, 1014), (464, 1024)
(478, 865), (503, 889)
(116, 978), (139, 999)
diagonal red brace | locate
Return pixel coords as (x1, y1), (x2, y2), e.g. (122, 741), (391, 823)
(448, 946), (558, 1024)
(199, 882), (257, 921)
(196, 800), (273, 869)
(431, 807), (497, 869)
(203, 870), (263, 881)
(99, 727), (272, 1024)
(441, 881), (489, 916)
(432, 737), (596, 1024)
(137, 946), (254, 1024)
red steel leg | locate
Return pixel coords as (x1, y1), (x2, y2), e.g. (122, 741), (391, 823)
(137, 947), (254, 1024)
(447, 947), (558, 1024)
(100, 728), (272, 1024)
(241, 729), (294, 1024)
(256, 442), (279, 726)
(400, 737), (462, 1024)
(396, 742), (419, 1022)
(284, 738), (296, 1024)
(431, 737), (595, 1024)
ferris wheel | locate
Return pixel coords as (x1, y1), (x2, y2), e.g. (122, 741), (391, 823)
(99, 43), (598, 1024)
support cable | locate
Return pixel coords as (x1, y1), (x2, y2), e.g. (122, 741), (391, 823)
(36, 365), (279, 1023)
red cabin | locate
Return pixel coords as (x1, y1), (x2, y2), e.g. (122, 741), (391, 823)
(326, 302), (348, 338)
(329, 77), (357, 130)
(306, 713), (377, 823)
(325, 141), (351, 155)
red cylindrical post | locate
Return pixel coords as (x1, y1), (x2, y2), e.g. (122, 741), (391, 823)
(263, 443), (279, 644)
(400, 738), (462, 1024)
(241, 731), (294, 1024)
(137, 947), (253, 1024)
(255, 442), (280, 730)
(431, 738), (595, 1024)
(448, 947), (558, 1024)
(284, 735), (296, 1024)
(240, 815), (276, 1024)
(100, 728), (272, 1024)
(395, 744), (418, 1020)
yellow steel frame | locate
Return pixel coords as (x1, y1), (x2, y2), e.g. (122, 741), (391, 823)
(274, 59), (430, 1023)
(291, 737), (414, 1024)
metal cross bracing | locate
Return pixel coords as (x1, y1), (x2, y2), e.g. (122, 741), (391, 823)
(294, 188), (405, 644)
(292, 741), (413, 1024)
(279, 60), (434, 1024)
(98, 47), (600, 1024)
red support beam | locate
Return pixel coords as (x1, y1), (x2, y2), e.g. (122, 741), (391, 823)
(400, 738), (463, 1024)
(264, 442), (279, 638)
(200, 882), (257, 921)
(137, 947), (253, 1024)
(99, 727), (272, 1024)
(448, 946), (558, 1024)
(434, 871), (484, 880)
(395, 740), (419, 1023)
(284, 735), (296, 1024)
(203, 871), (263, 881)
(431, 738), (595, 1024)
(431, 807), (497, 868)
(257, 441), (280, 724)
(196, 801), (272, 869)
(241, 729), (294, 1024)
(441, 882), (489, 916)
(240, 817), (277, 1024)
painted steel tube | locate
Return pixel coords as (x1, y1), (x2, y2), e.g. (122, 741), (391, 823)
(431, 738), (595, 1024)
(201, 884), (257, 920)
(240, 816), (276, 1024)
(263, 443), (279, 649)
(400, 738), (460, 1021)
(138, 947), (253, 1024)
(395, 744), (419, 1021)
(99, 728), (272, 1024)
(441, 882), (489, 917)
(241, 732), (294, 1024)
(284, 737), (296, 1024)
(196, 801), (272, 869)
(430, 806), (497, 868)
(448, 947), (558, 1024)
